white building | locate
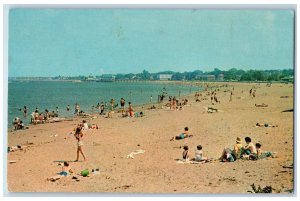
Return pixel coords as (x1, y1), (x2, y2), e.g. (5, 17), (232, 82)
(157, 74), (173, 80)
(100, 74), (115, 82)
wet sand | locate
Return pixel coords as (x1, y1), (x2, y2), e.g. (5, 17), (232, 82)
(7, 82), (294, 193)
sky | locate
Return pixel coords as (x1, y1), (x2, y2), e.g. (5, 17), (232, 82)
(8, 9), (294, 77)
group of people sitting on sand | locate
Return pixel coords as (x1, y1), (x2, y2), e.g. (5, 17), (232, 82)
(165, 96), (189, 111)
(171, 127), (275, 163)
(81, 120), (99, 130)
(30, 108), (59, 125)
(12, 117), (26, 131)
(181, 144), (209, 162)
(219, 137), (275, 162)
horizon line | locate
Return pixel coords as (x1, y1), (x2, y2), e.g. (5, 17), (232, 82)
(8, 67), (294, 78)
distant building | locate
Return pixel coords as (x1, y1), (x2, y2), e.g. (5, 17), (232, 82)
(281, 76), (294, 83)
(156, 74), (173, 80)
(195, 75), (215, 81)
(86, 75), (97, 81)
(100, 74), (115, 82)
(217, 74), (224, 81)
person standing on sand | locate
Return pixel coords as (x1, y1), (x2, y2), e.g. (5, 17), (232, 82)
(249, 89), (252, 97)
(120, 98), (126, 113)
(74, 126), (86, 162)
(172, 97), (177, 110)
(110, 99), (115, 111)
(127, 102), (134, 117)
(252, 90), (256, 98)
(100, 102), (105, 115)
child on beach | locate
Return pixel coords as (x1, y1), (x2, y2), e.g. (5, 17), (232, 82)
(74, 126), (86, 162)
(249, 143), (275, 160)
(182, 145), (189, 161)
(47, 161), (74, 182)
(170, 127), (193, 141)
(82, 120), (89, 130)
(194, 145), (207, 162)
(60, 161), (74, 176)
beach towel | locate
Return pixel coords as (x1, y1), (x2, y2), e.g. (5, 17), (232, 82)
(126, 150), (146, 159)
(176, 158), (214, 164)
(176, 160), (204, 164)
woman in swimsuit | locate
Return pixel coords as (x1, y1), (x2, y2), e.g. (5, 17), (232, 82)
(74, 126), (86, 162)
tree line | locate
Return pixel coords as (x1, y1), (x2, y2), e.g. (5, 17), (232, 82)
(114, 68), (294, 82)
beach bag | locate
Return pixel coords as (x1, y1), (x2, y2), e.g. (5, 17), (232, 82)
(81, 169), (89, 177)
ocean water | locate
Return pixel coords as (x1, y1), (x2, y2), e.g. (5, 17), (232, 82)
(8, 81), (200, 128)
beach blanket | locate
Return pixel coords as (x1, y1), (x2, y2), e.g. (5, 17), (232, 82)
(126, 150), (146, 159)
(176, 160), (205, 164)
(176, 158), (214, 164)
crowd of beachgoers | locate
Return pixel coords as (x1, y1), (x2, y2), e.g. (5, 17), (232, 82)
(9, 82), (284, 184)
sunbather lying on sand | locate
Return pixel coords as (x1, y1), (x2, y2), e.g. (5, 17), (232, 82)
(170, 127), (193, 141)
(256, 123), (278, 127)
(255, 103), (268, 107)
(47, 161), (74, 182)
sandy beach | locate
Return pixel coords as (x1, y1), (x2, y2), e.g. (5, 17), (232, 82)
(6, 82), (294, 193)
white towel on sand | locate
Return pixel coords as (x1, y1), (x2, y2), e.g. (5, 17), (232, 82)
(126, 150), (146, 159)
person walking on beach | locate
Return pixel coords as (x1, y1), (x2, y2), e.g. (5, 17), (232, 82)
(74, 126), (86, 162)
(214, 94), (219, 104)
(249, 88), (252, 97)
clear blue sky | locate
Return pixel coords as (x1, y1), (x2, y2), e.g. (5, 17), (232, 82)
(8, 9), (294, 77)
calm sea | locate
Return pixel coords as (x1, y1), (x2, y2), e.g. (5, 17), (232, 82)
(8, 81), (200, 128)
